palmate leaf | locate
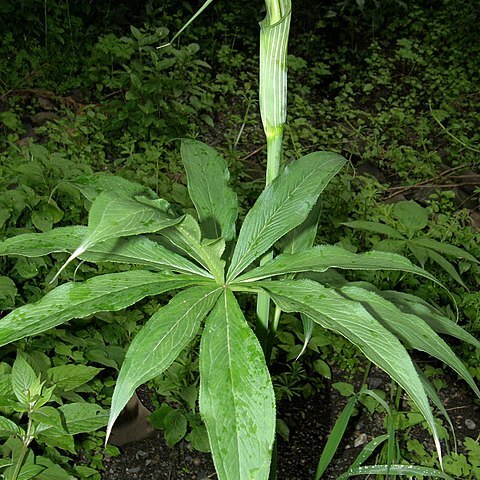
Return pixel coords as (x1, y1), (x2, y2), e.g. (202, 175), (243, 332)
(258, 279), (443, 463)
(199, 289), (275, 480)
(341, 286), (480, 398)
(181, 139), (238, 242)
(0, 226), (212, 278)
(0, 270), (197, 347)
(236, 245), (440, 284)
(227, 151), (346, 281)
(107, 285), (221, 441)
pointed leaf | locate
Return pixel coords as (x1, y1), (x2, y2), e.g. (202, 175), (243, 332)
(411, 237), (479, 263)
(0, 416), (24, 437)
(71, 173), (155, 202)
(282, 200), (322, 255)
(0, 227), (211, 278)
(296, 314), (314, 360)
(181, 139), (238, 241)
(0, 270), (197, 347)
(236, 245), (440, 284)
(342, 221), (405, 239)
(381, 291), (480, 349)
(58, 403), (109, 434)
(341, 286), (480, 399)
(314, 396), (357, 480)
(227, 152), (346, 281)
(200, 289), (275, 480)
(427, 249), (466, 287)
(107, 286), (220, 442)
(259, 279), (442, 462)
(337, 434), (389, 479)
(0, 227), (86, 257)
(339, 464), (454, 479)
(47, 365), (102, 392)
(415, 365), (457, 442)
(57, 191), (183, 277)
(12, 355), (37, 405)
(161, 214), (225, 281)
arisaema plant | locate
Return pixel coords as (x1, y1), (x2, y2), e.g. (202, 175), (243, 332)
(0, 1), (478, 479)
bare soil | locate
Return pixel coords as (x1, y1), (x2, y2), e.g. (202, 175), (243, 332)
(102, 365), (479, 480)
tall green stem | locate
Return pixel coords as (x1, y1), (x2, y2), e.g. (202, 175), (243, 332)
(256, 0), (291, 356)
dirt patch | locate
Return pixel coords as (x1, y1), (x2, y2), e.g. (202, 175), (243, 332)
(102, 364), (479, 479)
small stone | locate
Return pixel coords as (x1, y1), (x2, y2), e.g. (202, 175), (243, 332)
(354, 433), (368, 447)
(127, 467), (141, 473)
(193, 457), (202, 466)
(368, 377), (383, 389)
(465, 419), (477, 430)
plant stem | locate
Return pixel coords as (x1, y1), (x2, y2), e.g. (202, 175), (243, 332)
(10, 418), (33, 480)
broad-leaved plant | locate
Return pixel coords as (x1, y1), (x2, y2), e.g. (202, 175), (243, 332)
(0, 0), (478, 479)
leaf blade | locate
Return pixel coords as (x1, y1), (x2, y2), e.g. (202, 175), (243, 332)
(106, 285), (221, 442)
(199, 290), (276, 480)
(227, 151), (346, 281)
(341, 286), (480, 399)
(236, 245), (440, 284)
(259, 279), (443, 463)
(181, 139), (238, 241)
(0, 271), (197, 347)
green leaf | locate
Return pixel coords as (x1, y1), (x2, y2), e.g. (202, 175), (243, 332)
(427, 249), (466, 287)
(71, 173), (154, 202)
(0, 276), (17, 309)
(55, 191), (183, 279)
(107, 285), (220, 442)
(281, 201), (322, 255)
(17, 464), (46, 480)
(236, 245), (439, 284)
(0, 416), (24, 437)
(337, 434), (389, 479)
(296, 314), (314, 360)
(161, 214), (225, 281)
(338, 464), (454, 479)
(186, 425), (210, 453)
(0, 227), (86, 257)
(341, 286), (480, 399)
(411, 237), (479, 263)
(0, 227), (212, 278)
(164, 410), (187, 446)
(415, 365), (456, 442)
(181, 139), (238, 241)
(0, 270), (196, 347)
(259, 279), (443, 462)
(11, 355), (38, 404)
(59, 403), (109, 434)
(47, 365), (102, 392)
(36, 456), (76, 480)
(381, 291), (480, 349)
(342, 221), (405, 239)
(227, 151), (346, 281)
(31, 406), (67, 435)
(199, 289), (275, 480)
(394, 200), (428, 234)
(314, 396), (357, 480)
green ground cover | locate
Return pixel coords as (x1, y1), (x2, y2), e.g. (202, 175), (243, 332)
(0, 0), (479, 478)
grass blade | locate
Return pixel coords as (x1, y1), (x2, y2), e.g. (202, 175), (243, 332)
(314, 395), (357, 480)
